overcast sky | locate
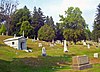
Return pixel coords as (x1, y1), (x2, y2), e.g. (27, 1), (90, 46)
(18, 0), (100, 31)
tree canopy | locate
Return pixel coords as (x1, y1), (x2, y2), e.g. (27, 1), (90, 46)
(59, 7), (86, 43)
(92, 3), (100, 42)
(38, 24), (55, 41)
(19, 21), (33, 37)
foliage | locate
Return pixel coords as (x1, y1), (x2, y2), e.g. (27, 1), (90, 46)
(85, 25), (92, 40)
(38, 24), (55, 41)
(10, 6), (31, 35)
(0, 24), (6, 34)
(92, 3), (100, 42)
(0, 35), (100, 72)
(32, 7), (45, 38)
(55, 23), (64, 40)
(59, 7), (86, 43)
(45, 16), (55, 29)
(63, 29), (86, 44)
(19, 21), (33, 37)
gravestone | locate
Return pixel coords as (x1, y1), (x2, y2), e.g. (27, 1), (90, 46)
(2, 33), (4, 36)
(72, 55), (92, 70)
(98, 38), (100, 42)
(64, 40), (68, 52)
(61, 42), (63, 45)
(98, 38), (100, 47)
(87, 44), (90, 49)
(42, 47), (46, 56)
(82, 40), (86, 45)
(32, 37), (36, 42)
(56, 40), (61, 44)
(50, 43), (54, 47)
(37, 38), (39, 41)
(27, 36), (28, 39)
(14, 34), (16, 38)
(6, 31), (8, 36)
(52, 39), (54, 43)
(94, 53), (99, 58)
(38, 43), (42, 47)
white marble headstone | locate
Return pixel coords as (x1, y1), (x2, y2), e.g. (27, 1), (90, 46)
(82, 40), (86, 45)
(2, 33), (4, 36)
(42, 47), (46, 56)
(94, 53), (99, 58)
(64, 40), (68, 52)
(87, 44), (90, 49)
(38, 43), (42, 47)
(52, 39), (54, 43)
(37, 38), (39, 41)
(50, 43), (54, 47)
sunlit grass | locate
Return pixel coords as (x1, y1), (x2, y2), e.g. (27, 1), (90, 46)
(0, 35), (100, 72)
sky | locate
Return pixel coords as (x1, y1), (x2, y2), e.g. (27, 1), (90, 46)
(17, 0), (100, 31)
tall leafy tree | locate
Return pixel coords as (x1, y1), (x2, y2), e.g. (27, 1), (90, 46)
(92, 3), (100, 42)
(0, 0), (18, 34)
(59, 7), (86, 44)
(32, 7), (45, 38)
(10, 6), (31, 35)
(38, 24), (55, 41)
(19, 21), (33, 37)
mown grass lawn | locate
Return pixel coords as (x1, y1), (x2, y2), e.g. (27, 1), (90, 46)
(0, 35), (100, 72)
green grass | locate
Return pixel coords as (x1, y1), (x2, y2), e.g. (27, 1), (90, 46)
(0, 35), (100, 72)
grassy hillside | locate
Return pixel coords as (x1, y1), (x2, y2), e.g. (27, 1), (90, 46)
(0, 35), (100, 72)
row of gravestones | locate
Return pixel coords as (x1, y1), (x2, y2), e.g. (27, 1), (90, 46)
(38, 40), (68, 52)
(31, 38), (99, 70)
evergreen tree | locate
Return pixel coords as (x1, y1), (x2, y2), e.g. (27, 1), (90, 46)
(55, 22), (64, 40)
(32, 7), (45, 38)
(10, 6), (31, 35)
(92, 3), (100, 42)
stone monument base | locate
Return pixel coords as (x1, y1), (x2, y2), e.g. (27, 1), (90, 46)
(72, 64), (92, 70)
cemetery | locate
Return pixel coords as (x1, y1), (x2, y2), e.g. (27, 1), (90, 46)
(0, 0), (100, 72)
(0, 35), (100, 72)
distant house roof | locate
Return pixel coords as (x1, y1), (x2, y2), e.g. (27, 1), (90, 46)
(4, 36), (26, 42)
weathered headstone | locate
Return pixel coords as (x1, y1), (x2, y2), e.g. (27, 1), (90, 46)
(72, 55), (92, 70)
(98, 38), (100, 42)
(64, 40), (68, 52)
(52, 39), (54, 43)
(28, 49), (32, 52)
(42, 47), (46, 56)
(56, 40), (61, 44)
(50, 43), (54, 47)
(87, 44), (90, 49)
(6, 31), (8, 36)
(37, 38), (39, 41)
(94, 53), (99, 58)
(27, 36), (28, 39)
(61, 42), (63, 45)
(2, 33), (4, 36)
(32, 37), (36, 42)
(82, 40), (86, 45)
(38, 43), (42, 47)
(14, 34), (16, 38)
